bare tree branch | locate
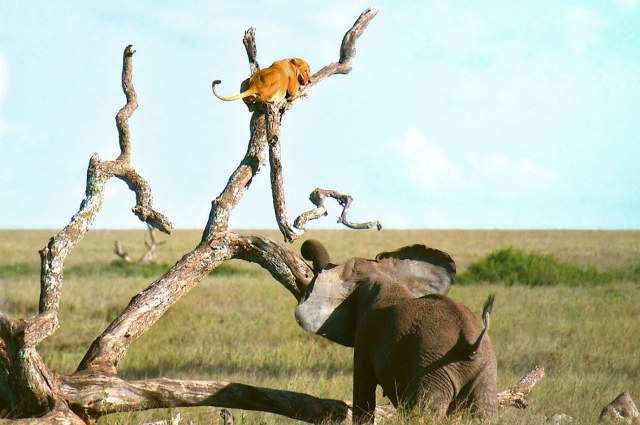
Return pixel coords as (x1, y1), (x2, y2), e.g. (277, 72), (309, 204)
(202, 27), (266, 240)
(1, 9), (422, 424)
(78, 229), (316, 376)
(116, 45), (136, 161)
(114, 225), (165, 264)
(266, 105), (302, 242)
(60, 374), (349, 424)
(264, 8), (382, 242)
(296, 7), (380, 99)
(231, 233), (313, 298)
(77, 239), (231, 374)
(114, 241), (133, 263)
(294, 188), (382, 232)
(242, 27), (260, 74)
(140, 225), (165, 264)
(1, 44), (173, 419)
(497, 366), (545, 409)
(113, 45), (173, 234)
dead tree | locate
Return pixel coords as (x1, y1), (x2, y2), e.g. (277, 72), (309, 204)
(114, 224), (165, 264)
(0, 10), (378, 424)
(0, 8), (541, 424)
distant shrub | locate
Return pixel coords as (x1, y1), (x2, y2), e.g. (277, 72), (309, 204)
(458, 247), (615, 286)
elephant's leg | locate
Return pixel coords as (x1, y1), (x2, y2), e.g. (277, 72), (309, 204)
(450, 366), (497, 419)
(353, 349), (377, 424)
(415, 372), (455, 417)
(423, 390), (454, 417)
(468, 379), (498, 418)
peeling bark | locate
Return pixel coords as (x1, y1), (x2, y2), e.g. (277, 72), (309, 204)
(497, 366), (545, 409)
(60, 374), (349, 423)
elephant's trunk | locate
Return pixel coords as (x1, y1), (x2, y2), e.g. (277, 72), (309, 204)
(301, 239), (331, 273)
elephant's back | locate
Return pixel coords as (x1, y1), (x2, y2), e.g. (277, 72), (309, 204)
(386, 294), (490, 366)
(412, 294), (485, 334)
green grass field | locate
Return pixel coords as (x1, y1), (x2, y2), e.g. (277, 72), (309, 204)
(1, 229), (639, 424)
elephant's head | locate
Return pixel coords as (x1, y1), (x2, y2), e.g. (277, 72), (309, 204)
(295, 240), (456, 347)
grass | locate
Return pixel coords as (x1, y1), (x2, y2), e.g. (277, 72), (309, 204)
(1, 229), (639, 424)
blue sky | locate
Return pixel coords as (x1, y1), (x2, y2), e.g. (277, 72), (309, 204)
(1, 1), (638, 230)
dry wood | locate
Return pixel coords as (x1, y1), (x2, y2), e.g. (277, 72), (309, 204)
(497, 365), (545, 408)
(294, 188), (383, 231)
(266, 8), (383, 242)
(266, 104), (301, 242)
(114, 224), (165, 264)
(1, 44), (173, 420)
(0, 10), (381, 423)
(60, 374), (349, 423)
(113, 240), (133, 262)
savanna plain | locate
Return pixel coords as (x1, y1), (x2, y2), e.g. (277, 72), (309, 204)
(1, 229), (639, 424)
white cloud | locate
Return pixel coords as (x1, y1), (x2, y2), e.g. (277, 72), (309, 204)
(613, 0), (638, 10)
(563, 6), (609, 54)
(478, 154), (554, 197)
(393, 128), (554, 198)
(394, 127), (464, 190)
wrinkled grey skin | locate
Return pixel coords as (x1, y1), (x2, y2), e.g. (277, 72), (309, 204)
(295, 240), (497, 423)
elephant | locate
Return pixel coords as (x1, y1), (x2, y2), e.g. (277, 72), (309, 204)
(295, 239), (497, 423)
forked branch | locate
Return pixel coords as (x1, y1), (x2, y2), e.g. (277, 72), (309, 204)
(0, 44), (174, 420)
(78, 7), (380, 377)
(265, 7), (381, 242)
(114, 224), (165, 264)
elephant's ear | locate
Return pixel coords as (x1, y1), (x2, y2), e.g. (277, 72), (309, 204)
(375, 245), (456, 296)
(295, 260), (357, 347)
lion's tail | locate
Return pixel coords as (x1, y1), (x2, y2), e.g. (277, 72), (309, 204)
(212, 80), (252, 101)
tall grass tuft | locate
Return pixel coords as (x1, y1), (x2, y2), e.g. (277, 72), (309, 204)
(458, 247), (640, 286)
